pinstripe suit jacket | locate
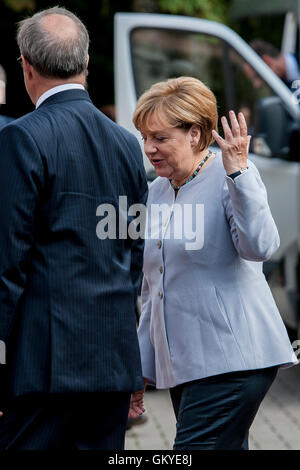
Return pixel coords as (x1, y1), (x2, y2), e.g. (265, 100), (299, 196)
(0, 114), (14, 130)
(0, 89), (148, 397)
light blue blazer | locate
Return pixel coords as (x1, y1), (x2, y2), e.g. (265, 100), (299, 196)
(138, 152), (298, 389)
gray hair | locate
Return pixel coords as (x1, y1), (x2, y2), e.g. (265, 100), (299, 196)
(17, 6), (89, 79)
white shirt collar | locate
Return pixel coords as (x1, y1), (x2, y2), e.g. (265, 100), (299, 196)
(36, 83), (85, 109)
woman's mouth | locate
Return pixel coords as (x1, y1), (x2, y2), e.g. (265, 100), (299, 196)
(151, 158), (164, 167)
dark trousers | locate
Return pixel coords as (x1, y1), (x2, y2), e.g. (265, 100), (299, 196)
(170, 367), (278, 450)
(0, 392), (130, 450)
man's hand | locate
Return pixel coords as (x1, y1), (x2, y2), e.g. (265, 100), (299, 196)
(128, 389), (145, 419)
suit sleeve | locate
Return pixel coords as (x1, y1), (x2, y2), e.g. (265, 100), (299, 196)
(222, 160), (280, 261)
(129, 138), (148, 304)
(0, 124), (44, 342)
(137, 275), (155, 384)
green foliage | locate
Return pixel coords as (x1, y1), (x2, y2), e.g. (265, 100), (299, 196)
(4, 0), (35, 12)
(158, 0), (231, 22)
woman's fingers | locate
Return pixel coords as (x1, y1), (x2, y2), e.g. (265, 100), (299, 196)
(212, 129), (225, 148)
(221, 116), (233, 141)
(213, 111), (249, 150)
(229, 111), (241, 138)
(238, 112), (248, 138)
(247, 135), (251, 153)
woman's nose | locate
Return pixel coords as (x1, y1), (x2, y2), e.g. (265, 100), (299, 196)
(144, 139), (157, 155)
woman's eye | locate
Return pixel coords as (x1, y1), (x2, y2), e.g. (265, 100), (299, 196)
(141, 135), (166, 143)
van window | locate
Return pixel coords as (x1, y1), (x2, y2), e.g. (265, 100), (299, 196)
(131, 28), (277, 149)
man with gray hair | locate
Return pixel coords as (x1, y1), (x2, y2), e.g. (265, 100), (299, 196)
(0, 65), (14, 129)
(0, 7), (147, 449)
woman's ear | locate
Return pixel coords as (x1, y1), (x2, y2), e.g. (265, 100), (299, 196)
(189, 124), (201, 148)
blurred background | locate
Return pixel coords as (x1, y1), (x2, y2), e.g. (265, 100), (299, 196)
(0, 0), (286, 118)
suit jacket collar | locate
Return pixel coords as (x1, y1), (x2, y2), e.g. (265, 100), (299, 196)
(37, 88), (92, 109)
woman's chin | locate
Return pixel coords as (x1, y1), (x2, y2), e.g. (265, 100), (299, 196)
(154, 167), (172, 179)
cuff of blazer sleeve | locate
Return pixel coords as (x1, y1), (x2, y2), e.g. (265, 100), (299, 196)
(226, 167), (249, 184)
(225, 164), (265, 204)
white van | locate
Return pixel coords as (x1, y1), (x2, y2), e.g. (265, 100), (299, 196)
(114, 12), (300, 337)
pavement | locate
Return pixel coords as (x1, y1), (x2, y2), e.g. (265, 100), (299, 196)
(125, 364), (300, 450)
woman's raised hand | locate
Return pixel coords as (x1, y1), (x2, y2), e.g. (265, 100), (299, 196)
(212, 110), (251, 175)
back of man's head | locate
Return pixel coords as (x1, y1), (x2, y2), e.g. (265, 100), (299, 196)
(17, 6), (89, 79)
(250, 39), (280, 59)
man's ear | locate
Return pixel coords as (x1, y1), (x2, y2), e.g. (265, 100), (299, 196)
(86, 54), (90, 68)
(262, 54), (274, 67)
(0, 84), (5, 105)
(22, 55), (33, 78)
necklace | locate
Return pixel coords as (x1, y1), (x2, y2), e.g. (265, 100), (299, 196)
(170, 150), (212, 190)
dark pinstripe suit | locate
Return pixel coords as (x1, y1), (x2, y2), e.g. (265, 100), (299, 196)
(0, 89), (148, 449)
(0, 114), (14, 130)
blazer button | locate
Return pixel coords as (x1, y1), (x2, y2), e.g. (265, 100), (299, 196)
(157, 241), (162, 249)
(159, 291), (163, 299)
(159, 266), (163, 274)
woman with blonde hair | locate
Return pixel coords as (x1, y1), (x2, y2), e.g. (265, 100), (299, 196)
(129, 76), (297, 450)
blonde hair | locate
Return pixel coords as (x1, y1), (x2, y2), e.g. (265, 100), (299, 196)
(132, 76), (218, 152)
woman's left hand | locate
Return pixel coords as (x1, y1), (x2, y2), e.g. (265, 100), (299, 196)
(212, 110), (251, 175)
